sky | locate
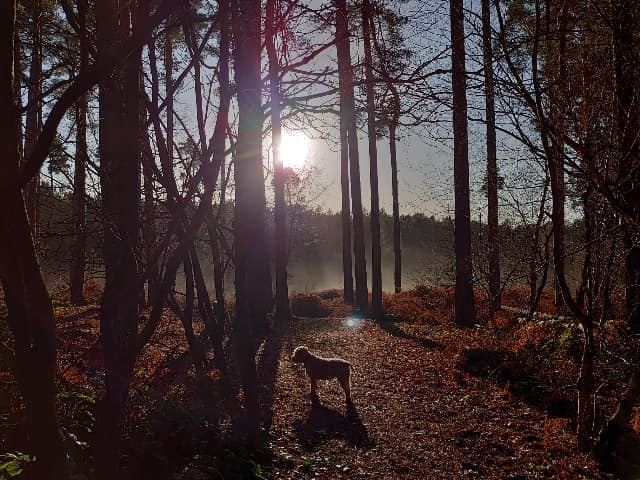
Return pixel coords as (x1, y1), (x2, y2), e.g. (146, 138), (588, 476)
(277, 0), (544, 221)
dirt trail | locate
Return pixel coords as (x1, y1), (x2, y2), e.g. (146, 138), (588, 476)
(260, 317), (606, 479)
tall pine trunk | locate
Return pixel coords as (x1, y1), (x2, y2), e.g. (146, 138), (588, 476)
(547, 0), (567, 308)
(0, 2), (67, 477)
(267, 0), (291, 321)
(24, 0), (42, 237)
(482, 0), (500, 312)
(94, 1), (142, 476)
(340, 111), (354, 302)
(362, 0), (383, 319)
(70, 0), (89, 306)
(613, 0), (640, 331)
(389, 114), (401, 294)
(231, 0), (271, 437)
(210, 0), (231, 335)
(335, 0), (368, 311)
(450, 0), (475, 326)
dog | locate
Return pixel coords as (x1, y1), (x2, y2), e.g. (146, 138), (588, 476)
(291, 345), (353, 406)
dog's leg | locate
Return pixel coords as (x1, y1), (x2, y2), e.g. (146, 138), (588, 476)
(310, 377), (321, 406)
(338, 372), (352, 404)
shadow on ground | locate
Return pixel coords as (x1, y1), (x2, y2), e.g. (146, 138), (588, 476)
(293, 403), (374, 451)
(458, 347), (574, 418)
(378, 319), (445, 351)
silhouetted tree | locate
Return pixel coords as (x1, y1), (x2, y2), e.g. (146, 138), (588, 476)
(362, 0), (383, 319)
(450, 0), (475, 325)
(0, 1), (67, 477)
(335, 0), (368, 311)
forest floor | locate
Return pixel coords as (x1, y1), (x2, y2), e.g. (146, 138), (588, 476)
(261, 315), (609, 480)
(2, 286), (639, 479)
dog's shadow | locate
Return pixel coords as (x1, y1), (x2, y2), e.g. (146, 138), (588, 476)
(293, 403), (374, 450)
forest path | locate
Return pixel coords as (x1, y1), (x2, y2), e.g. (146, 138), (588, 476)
(259, 317), (604, 480)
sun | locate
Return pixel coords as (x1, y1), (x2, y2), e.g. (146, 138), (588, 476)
(279, 130), (309, 170)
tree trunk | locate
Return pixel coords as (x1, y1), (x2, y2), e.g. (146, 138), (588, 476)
(576, 321), (595, 449)
(209, 0), (231, 338)
(142, 139), (159, 305)
(481, 0), (501, 312)
(613, 0), (640, 332)
(389, 118), (402, 294)
(70, 0), (89, 306)
(340, 110), (354, 303)
(190, 249), (235, 407)
(231, 0), (270, 438)
(362, 0), (383, 319)
(24, 0), (43, 237)
(450, 0), (476, 326)
(94, 1), (143, 476)
(266, 0), (291, 322)
(548, 0), (567, 309)
(335, 0), (368, 312)
(164, 23), (174, 173)
(0, 3), (67, 477)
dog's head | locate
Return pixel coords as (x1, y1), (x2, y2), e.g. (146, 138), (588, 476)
(291, 345), (311, 363)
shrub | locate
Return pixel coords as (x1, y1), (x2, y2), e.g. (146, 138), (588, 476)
(290, 294), (330, 318)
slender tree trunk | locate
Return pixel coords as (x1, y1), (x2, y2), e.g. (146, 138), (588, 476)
(450, 0), (475, 326)
(231, 0), (270, 438)
(210, 0), (231, 338)
(389, 118), (401, 294)
(0, 3), (67, 477)
(266, 0), (291, 322)
(340, 111), (354, 303)
(335, 0), (368, 311)
(94, 1), (142, 476)
(164, 23), (174, 172)
(175, 256), (205, 373)
(547, 0), (567, 308)
(24, 0), (42, 237)
(370, 27), (402, 296)
(613, 0), (640, 332)
(208, 214), (227, 331)
(576, 321), (595, 449)
(481, 0), (501, 312)
(70, 0), (89, 306)
(142, 139), (159, 305)
(362, 0), (383, 319)
(190, 249), (234, 406)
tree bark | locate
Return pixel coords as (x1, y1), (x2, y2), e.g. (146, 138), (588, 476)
(335, 0), (368, 312)
(612, 0), (640, 332)
(0, 2), (67, 477)
(94, 1), (143, 476)
(450, 0), (476, 326)
(481, 0), (501, 312)
(70, 0), (89, 306)
(209, 0), (231, 333)
(389, 117), (401, 294)
(164, 22), (174, 174)
(24, 0), (42, 237)
(547, 0), (567, 308)
(340, 109), (354, 303)
(362, 0), (383, 319)
(266, 0), (291, 322)
(231, 0), (271, 438)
